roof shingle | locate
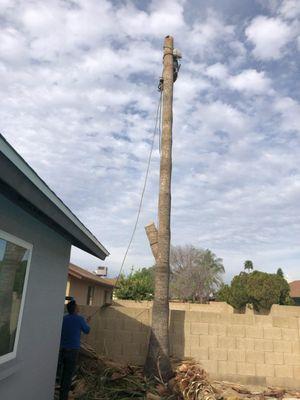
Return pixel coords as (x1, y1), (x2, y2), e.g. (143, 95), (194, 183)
(289, 280), (300, 298)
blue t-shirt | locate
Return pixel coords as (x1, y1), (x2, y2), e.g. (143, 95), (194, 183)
(60, 314), (90, 349)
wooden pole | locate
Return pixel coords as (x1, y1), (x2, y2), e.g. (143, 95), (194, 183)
(144, 35), (174, 380)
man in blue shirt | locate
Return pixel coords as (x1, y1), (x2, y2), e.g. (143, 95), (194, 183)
(58, 300), (91, 400)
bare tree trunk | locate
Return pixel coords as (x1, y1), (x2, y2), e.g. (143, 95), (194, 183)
(144, 35), (174, 380)
(145, 222), (158, 261)
(0, 242), (26, 355)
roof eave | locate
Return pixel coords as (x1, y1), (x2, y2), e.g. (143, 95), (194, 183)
(69, 272), (115, 288)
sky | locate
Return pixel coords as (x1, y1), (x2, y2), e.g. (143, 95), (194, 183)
(0, 0), (300, 282)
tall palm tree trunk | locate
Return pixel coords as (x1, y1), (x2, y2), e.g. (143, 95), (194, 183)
(144, 35), (174, 380)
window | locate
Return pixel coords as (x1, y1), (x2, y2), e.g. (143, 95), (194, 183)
(0, 230), (32, 364)
(86, 286), (94, 306)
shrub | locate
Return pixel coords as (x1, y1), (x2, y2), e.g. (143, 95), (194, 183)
(217, 270), (293, 312)
(114, 267), (154, 301)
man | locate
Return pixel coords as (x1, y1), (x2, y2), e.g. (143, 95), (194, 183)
(58, 300), (91, 400)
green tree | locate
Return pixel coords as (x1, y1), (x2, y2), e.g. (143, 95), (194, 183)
(218, 270), (293, 312)
(247, 271), (287, 311)
(218, 272), (249, 311)
(170, 246), (224, 303)
(115, 267), (154, 301)
(244, 260), (254, 272)
(276, 268), (284, 278)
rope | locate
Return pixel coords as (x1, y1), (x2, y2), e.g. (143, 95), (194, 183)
(86, 86), (162, 322)
(158, 91), (162, 154)
(114, 90), (163, 287)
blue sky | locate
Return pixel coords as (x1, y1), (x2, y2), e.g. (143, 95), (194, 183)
(1, 0), (300, 281)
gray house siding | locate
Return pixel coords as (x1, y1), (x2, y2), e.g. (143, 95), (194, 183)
(0, 193), (71, 400)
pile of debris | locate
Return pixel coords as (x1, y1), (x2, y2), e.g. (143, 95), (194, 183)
(66, 343), (176, 399)
(172, 360), (300, 400)
(173, 362), (216, 400)
(56, 344), (300, 400)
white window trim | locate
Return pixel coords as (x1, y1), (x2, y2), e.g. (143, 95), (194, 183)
(0, 229), (32, 365)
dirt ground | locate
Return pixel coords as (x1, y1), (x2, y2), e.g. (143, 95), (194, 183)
(54, 344), (300, 400)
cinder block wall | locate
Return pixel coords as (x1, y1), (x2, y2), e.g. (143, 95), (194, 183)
(80, 303), (300, 389)
(81, 305), (151, 365)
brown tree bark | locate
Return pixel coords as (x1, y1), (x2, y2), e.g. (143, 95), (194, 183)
(144, 35), (174, 380)
(145, 222), (158, 261)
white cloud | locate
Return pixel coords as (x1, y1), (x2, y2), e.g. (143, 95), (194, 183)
(0, 28), (28, 63)
(245, 16), (293, 60)
(116, 1), (185, 39)
(273, 96), (300, 133)
(195, 101), (250, 138)
(228, 69), (272, 94)
(0, 0), (300, 281)
(278, 0), (300, 19)
(185, 10), (237, 59)
(206, 63), (228, 80)
(22, 4), (62, 35)
(205, 66), (272, 95)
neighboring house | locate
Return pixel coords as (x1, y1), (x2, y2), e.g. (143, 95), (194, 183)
(0, 134), (109, 400)
(289, 281), (300, 305)
(67, 263), (115, 306)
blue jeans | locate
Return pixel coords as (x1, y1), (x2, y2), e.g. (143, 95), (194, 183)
(58, 348), (79, 400)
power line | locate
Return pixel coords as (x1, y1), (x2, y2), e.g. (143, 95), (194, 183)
(115, 90), (163, 287)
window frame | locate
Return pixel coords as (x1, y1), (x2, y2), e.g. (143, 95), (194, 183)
(0, 229), (32, 365)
